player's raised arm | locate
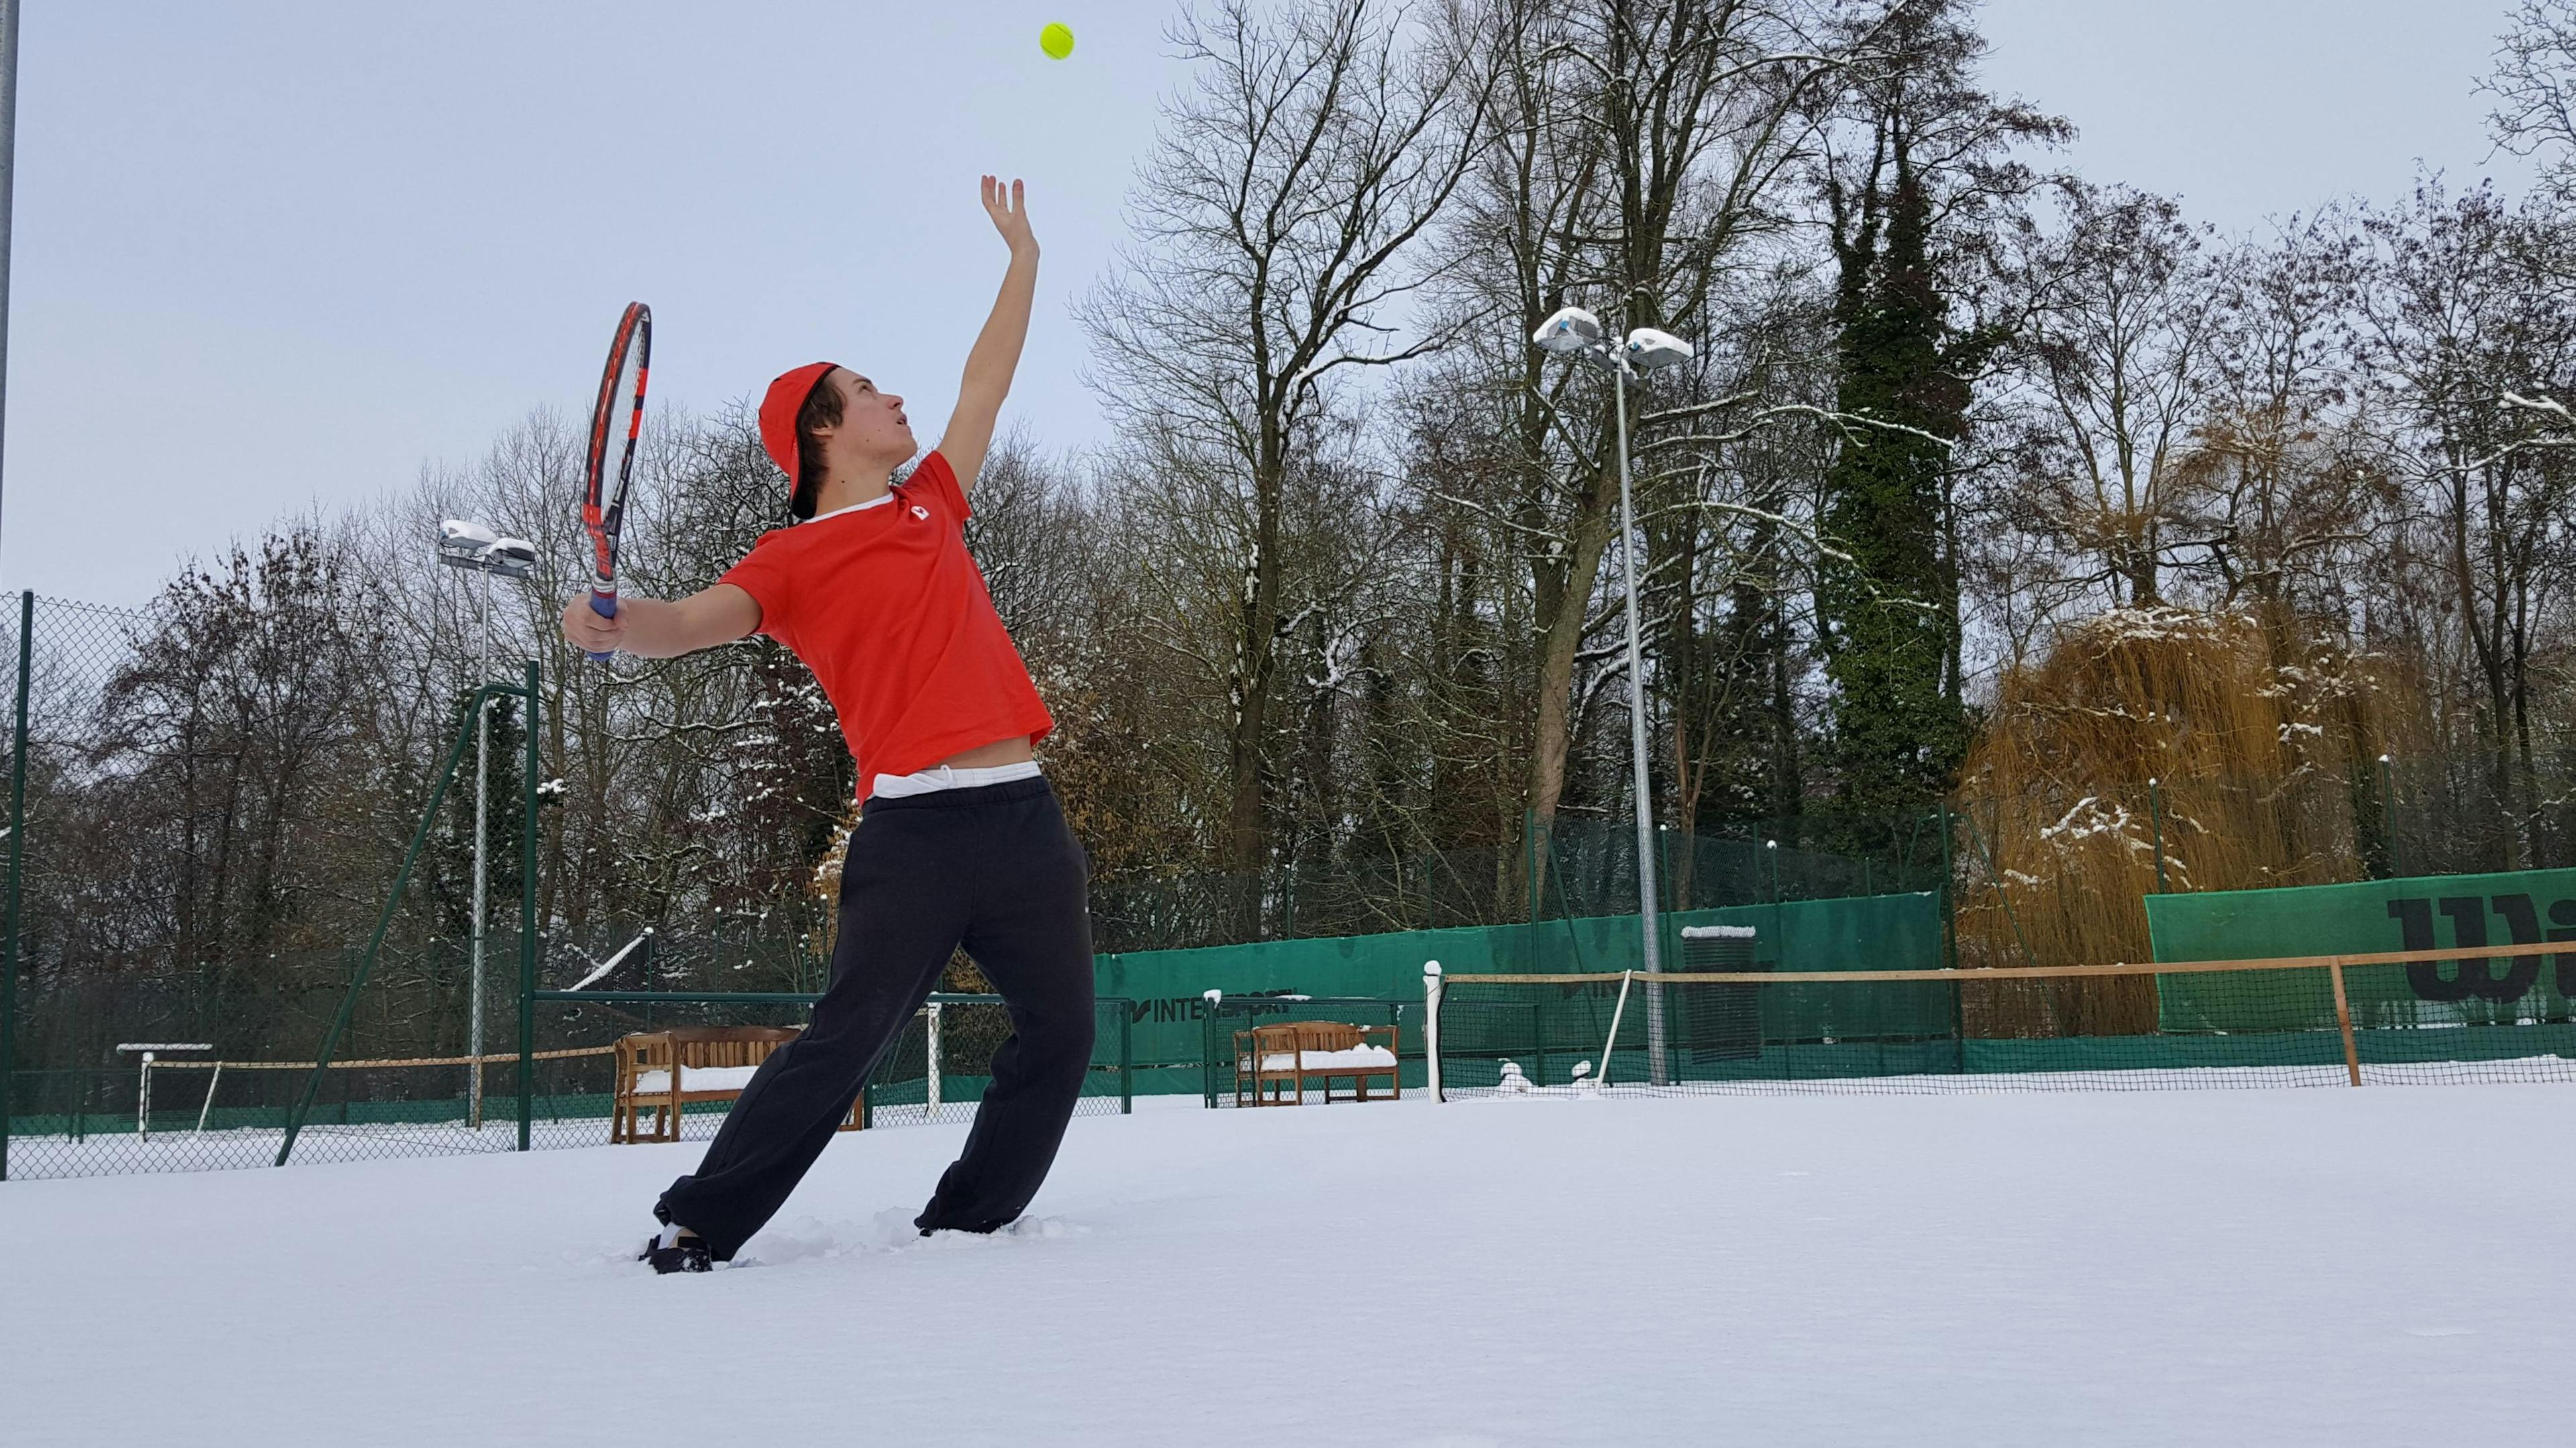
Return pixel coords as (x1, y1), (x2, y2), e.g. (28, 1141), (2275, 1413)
(559, 583), (761, 659)
(941, 176), (1039, 491)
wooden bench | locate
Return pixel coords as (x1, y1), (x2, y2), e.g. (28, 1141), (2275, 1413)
(611, 1025), (863, 1143)
(1234, 1020), (1401, 1106)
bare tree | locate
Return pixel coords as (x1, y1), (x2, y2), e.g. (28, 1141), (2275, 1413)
(1418, 0), (1873, 908)
(1081, 0), (1492, 905)
(2358, 180), (2576, 820)
(2487, 0), (2576, 203)
(2004, 182), (2218, 608)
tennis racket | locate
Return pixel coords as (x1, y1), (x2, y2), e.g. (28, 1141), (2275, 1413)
(580, 301), (652, 661)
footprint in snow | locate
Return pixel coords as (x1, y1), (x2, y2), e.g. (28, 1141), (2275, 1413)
(731, 1209), (1089, 1266)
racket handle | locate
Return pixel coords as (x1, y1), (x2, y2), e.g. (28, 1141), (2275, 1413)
(586, 590), (618, 663)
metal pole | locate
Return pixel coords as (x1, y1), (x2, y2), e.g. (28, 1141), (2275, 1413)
(195, 1062), (222, 1133)
(1609, 352), (1668, 1084)
(468, 695), (491, 1129)
(1525, 808), (1538, 925)
(1, 590), (28, 1179)
(0, 0), (22, 563)
(518, 659), (539, 1152)
(1118, 1003), (1133, 1115)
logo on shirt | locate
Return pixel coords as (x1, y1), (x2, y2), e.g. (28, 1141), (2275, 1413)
(912, 504), (930, 520)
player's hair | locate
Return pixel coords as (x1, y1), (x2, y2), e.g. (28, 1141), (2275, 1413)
(790, 371), (845, 520)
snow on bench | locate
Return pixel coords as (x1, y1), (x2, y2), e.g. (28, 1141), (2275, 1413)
(629, 1064), (760, 1096)
(1240, 1045), (1400, 1073)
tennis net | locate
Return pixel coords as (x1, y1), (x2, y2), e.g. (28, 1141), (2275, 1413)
(1424, 940), (2576, 1097)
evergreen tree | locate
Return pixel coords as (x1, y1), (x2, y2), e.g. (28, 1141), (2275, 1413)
(1814, 0), (2064, 821)
(1819, 142), (1969, 819)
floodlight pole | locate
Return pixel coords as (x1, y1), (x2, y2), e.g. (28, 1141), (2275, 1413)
(1531, 305), (1689, 1085)
(434, 522), (526, 1132)
(1607, 350), (1670, 1086)
(468, 693), (493, 1129)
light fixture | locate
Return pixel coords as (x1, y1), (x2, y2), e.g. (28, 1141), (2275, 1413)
(438, 519), (536, 579)
(1623, 328), (1695, 371)
(1531, 305), (1604, 353)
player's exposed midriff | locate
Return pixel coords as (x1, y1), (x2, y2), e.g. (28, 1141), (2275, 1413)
(937, 734), (1038, 770)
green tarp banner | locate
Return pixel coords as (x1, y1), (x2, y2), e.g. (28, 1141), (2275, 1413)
(1093, 891), (1944, 1094)
(2144, 868), (2576, 1032)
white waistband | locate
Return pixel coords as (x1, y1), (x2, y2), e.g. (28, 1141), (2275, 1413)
(867, 759), (1043, 799)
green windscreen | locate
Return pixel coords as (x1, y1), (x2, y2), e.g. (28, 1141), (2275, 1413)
(1095, 891), (1945, 1096)
(2145, 868), (2576, 1033)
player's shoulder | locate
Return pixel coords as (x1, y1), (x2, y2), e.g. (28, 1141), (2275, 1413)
(723, 521), (805, 573)
(907, 450), (959, 490)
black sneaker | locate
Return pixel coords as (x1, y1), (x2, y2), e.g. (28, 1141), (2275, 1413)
(639, 1233), (712, 1274)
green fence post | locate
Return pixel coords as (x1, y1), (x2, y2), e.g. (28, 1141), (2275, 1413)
(2148, 777), (2167, 894)
(0, 591), (28, 1181)
(1937, 805), (1958, 972)
(2379, 754), (2400, 879)
(1524, 809), (1538, 924)
(518, 658), (541, 1151)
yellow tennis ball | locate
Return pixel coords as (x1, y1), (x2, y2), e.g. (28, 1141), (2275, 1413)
(1040, 22), (1075, 60)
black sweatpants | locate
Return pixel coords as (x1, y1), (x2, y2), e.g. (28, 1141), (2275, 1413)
(655, 775), (1095, 1260)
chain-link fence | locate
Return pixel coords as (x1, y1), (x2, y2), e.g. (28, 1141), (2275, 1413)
(8, 584), (2575, 1181)
(0, 583), (551, 1177)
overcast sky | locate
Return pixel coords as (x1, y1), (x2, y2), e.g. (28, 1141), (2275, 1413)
(0, 0), (2538, 608)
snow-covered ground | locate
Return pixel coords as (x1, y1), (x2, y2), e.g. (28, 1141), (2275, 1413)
(6, 1087), (2569, 1447)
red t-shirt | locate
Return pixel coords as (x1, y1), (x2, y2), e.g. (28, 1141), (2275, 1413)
(719, 451), (1054, 791)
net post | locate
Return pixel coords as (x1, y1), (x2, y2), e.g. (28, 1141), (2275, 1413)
(925, 1001), (943, 1116)
(1201, 989), (1222, 1108)
(1421, 962), (1443, 1103)
(2328, 958), (2361, 1087)
(1118, 1001), (1134, 1115)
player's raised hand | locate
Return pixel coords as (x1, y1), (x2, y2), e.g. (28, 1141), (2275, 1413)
(981, 176), (1036, 257)
(561, 592), (627, 656)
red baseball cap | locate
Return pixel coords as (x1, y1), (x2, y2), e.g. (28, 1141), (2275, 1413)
(758, 362), (840, 492)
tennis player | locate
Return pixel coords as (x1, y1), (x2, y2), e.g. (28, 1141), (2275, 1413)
(560, 178), (1092, 1274)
